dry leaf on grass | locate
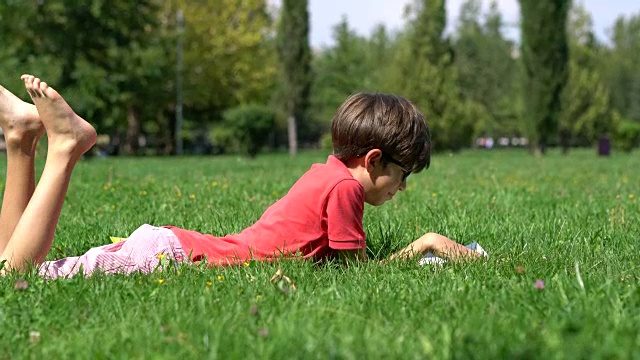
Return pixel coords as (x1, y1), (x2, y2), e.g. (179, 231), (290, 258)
(270, 267), (297, 294)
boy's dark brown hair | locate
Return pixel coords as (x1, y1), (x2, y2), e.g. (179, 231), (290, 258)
(331, 92), (431, 173)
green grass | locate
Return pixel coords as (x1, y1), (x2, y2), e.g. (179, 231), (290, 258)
(0, 149), (638, 359)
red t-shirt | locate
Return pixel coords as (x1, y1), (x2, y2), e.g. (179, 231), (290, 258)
(166, 155), (366, 266)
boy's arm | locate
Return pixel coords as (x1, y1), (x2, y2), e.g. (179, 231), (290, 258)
(334, 232), (479, 264)
(389, 232), (481, 261)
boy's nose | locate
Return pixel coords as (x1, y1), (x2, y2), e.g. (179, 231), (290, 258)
(399, 180), (407, 191)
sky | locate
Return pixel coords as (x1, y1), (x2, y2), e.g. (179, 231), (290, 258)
(299, 0), (640, 48)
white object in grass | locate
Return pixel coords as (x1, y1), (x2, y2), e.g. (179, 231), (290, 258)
(418, 242), (488, 266)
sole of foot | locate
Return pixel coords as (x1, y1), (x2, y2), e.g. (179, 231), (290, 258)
(21, 75), (97, 158)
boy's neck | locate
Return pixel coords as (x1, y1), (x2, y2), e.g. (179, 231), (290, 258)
(344, 156), (370, 188)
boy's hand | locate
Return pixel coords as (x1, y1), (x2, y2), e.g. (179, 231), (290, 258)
(389, 232), (481, 262)
(421, 233), (482, 261)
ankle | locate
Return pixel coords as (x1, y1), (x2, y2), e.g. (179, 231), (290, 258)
(4, 134), (40, 155)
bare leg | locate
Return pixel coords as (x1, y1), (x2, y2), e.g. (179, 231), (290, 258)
(0, 75), (96, 271)
(0, 85), (43, 254)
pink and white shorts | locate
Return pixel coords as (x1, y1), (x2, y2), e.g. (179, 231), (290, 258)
(39, 224), (188, 280)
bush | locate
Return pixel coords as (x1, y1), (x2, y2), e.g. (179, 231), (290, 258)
(222, 104), (276, 157)
(614, 120), (640, 152)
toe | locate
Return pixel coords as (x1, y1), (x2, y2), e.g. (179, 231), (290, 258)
(23, 76), (37, 98)
(33, 78), (42, 97)
(40, 81), (49, 96)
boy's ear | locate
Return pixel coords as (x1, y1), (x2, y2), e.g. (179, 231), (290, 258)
(363, 149), (383, 172)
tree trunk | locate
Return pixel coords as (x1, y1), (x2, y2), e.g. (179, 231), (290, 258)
(124, 106), (140, 155)
(163, 107), (175, 155)
(560, 129), (571, 155)
(287, 114), (298, 156)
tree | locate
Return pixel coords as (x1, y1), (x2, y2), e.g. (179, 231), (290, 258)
(519, 0), (570, 154)
(0, 0), (174, 155)
(177, 0), (275, 110)
(604, 13), (640, 123)
(168, 0), (279, 155)
(0, 2), (61, 104)
(453, 0), (522, 138)
(276, 0), (312, 156)
(310, 19), (390, 131)
(392, 0), (477, 151)
(175, 0), (276, 123)
(558, 2), (611, 152)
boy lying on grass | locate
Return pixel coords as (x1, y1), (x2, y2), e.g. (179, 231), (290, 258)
(0, 75), (479, 279)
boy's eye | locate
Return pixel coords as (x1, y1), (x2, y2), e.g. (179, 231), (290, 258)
(383, 153), (410, 181)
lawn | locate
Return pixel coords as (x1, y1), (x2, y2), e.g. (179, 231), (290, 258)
(0, 149), (638, 359)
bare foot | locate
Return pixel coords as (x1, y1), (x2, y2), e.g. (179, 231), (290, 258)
(0, 84), (43, 151)
(21, 75), (97, 159)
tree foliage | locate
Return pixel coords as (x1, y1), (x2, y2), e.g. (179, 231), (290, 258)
(393, 0), (476, 151)
(558, 3), (611, 151)
(604, 12), (640, 123)
(453, 0), (522, 138)
(519, 0), (570, 154)
(310, 19), (392, 132)
(0, 0), (174, 154)
(175, 0), (276, 114)
(1, 1), (637, 155)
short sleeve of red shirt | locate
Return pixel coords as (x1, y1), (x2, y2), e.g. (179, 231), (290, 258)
(326, 179), (366, 250)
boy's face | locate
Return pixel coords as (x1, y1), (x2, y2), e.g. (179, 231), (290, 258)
(364, 157), (408, 206)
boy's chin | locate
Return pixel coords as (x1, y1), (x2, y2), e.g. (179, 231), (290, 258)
(365, 198), (388, 206)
